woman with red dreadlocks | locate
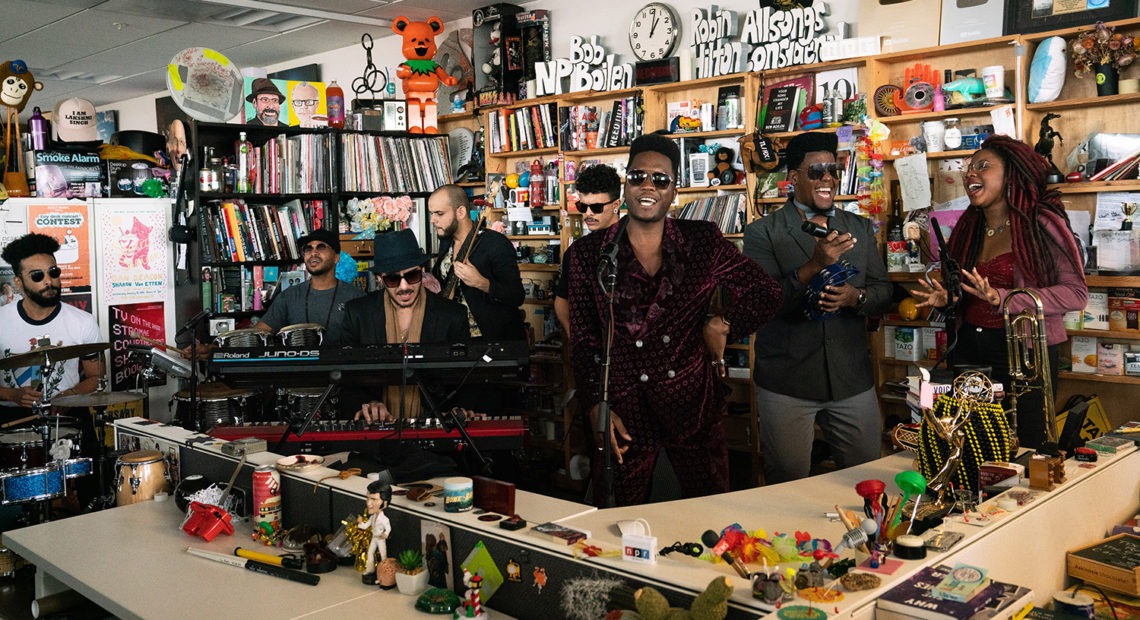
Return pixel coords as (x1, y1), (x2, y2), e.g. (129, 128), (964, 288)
(914, 135), (1087, 449)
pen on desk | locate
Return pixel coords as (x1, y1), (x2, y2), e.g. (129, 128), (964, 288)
(186, 547), (320, 586)
(245, 560), (320, 586)
(234, 547), (304, 570)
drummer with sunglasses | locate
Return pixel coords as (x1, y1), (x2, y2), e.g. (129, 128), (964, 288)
(339, 229), (468, 424)
(554, 163), (624, 337)
(0, 233), (104, 422)
(743, 131), (891, 484)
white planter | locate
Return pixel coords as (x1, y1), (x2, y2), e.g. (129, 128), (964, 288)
(395, 569), (428, 595)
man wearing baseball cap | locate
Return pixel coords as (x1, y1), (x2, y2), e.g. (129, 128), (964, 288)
(246, 78), (286, 126)
(255, 228), (362, 342)
(338, 229), (468, 422)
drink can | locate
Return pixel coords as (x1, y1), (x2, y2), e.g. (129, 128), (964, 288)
(252, 465), (281, 541)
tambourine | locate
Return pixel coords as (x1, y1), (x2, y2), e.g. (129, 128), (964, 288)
(803, 260), (860, 321)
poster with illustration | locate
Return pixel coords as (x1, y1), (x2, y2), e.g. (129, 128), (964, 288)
(28, 202), (91, 293)
(421, 520), (454, 590)
(98, 201), (168, 304)
(243, 77), (291, 127)
(287, 80), (327, 128)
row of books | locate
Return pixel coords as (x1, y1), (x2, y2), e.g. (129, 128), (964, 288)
(200, 198), (324, 264)
(559, 97), (644, 152)
(487, 103), (558, 154)
(675, 194), (748, 235)
(250, 132), (335, 195)
(339, 134), (453, 194)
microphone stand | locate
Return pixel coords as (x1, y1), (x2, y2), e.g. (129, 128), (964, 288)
(177, 310), (212, 431)
(276, 370), (340, 454)
(930, 218), (962, 376)
(418, 383), (493, 476)
(594, 221), (626, 508)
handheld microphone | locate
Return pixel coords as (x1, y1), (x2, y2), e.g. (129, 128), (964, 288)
(701, 529), (751, 579)
(801, 220), (832, 239)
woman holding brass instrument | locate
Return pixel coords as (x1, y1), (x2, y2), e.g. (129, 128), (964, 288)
(915, 135), (1087, 449)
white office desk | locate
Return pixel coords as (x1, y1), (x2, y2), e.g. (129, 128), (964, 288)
(559, 451), (1140, 619)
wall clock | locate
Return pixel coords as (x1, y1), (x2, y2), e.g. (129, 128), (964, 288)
(629, 3), (680, 62)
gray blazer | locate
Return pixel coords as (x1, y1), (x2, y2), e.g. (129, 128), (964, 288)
(743, 201), (891, 401)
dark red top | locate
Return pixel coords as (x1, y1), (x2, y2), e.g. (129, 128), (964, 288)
(965, 252), (1015, 328)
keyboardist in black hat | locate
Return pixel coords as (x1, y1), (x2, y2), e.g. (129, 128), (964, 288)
(337, 229), (469, 423)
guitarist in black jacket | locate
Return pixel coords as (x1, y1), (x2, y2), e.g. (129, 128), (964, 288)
(428, 185), (526, 341)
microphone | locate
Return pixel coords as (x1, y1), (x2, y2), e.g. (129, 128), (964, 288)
(598, 216), (630, 271)
(176, 309), (212, 338)
(701, 529), (751, 579)
(801, 220), (832, 239)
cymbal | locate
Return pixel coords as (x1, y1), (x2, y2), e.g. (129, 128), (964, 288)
(0, 343), (110, 371)
(53, 392), (144, 408)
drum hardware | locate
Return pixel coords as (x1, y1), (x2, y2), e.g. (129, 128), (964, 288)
(0, 341), (110, 371)
(176, 310), (216, 432)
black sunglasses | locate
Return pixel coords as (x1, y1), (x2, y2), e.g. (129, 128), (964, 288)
(804, 162), (840, 181)
(302, 242), (333, 254)
(627, 169), (674, 189)
(381, 267), (423, 288)
(574, 198), (616, 214)
(26, 266), (62, 283)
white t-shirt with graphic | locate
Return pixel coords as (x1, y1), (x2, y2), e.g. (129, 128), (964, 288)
(0, 301), (101, 405)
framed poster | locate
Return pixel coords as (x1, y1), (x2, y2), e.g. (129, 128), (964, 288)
(1003, 0), (1138, 35)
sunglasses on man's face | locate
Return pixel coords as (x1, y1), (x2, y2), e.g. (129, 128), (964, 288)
(803, 162), (840, 181)
(627, 169), (674, 190)
(26, 266), (62, 283)
(381, 267), (423, 289)
(574, 199), (615, 214)
(302, 242), (332, 255)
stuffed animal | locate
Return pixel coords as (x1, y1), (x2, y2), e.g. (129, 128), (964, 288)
(708, 147), (739, 186)
(392, 16), (458, 134)
(632, 576), (734, 620)
(0, 60), (42, 113)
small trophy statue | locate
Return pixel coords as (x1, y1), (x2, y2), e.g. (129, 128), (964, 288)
(1121, 201), (1137, 231)
(920, 371), (995, 515)
(1034, 113), (1065, 185)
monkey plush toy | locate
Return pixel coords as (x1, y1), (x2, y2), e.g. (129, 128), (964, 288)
(1, 60), (43, 196)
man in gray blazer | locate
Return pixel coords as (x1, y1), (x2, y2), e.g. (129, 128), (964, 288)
(743, 131), (891, 483)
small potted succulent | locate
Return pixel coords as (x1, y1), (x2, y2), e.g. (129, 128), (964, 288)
(394, 548), (428, 595)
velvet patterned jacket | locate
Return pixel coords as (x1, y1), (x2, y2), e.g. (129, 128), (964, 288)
(565, 218), (779, 440)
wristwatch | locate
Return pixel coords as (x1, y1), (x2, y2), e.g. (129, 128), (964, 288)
(856, 288), (867, 307)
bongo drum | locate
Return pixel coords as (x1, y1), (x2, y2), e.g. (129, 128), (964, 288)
(282, 387), (338, 420)
(215, 328), (269, 348)
(277, 323), (325, 347)
(114, 450), (168, 506)
(172, 383), (258, 429)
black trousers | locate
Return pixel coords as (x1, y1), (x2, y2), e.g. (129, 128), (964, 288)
(953, 324), (1060, 450)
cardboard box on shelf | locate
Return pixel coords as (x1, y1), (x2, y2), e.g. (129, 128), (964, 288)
(1084, 291), (1110, 330)
(1071, 336), (1098, 374)
(1109, 297), (1140, 333)
(858, 0), (941, 53)
(1098, 341), (1126, 376)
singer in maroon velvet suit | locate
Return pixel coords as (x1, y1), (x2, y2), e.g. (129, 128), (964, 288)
(565, 206), (780, 505)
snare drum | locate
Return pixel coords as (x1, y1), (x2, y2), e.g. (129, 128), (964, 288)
(215, 328), (269, 348)
(114, 449), (168, 506)
(283, 387), (338, 420)
(0, 427), (82, 470)
(278, 323), (325, 347)
(0, 464), (64, 504)
(173, 383), (258, 428)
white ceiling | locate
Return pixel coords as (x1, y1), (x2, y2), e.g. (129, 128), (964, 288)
(4, 0), (489, 120)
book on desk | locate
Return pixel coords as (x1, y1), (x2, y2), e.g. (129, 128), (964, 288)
(877, 564), (1033, 620)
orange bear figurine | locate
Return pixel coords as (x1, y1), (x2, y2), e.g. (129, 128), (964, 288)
(392, 16), (458, 134)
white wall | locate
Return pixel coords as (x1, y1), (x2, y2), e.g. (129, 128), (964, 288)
(108, 0), (862, 132)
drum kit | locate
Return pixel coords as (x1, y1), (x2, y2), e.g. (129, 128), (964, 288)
(174, 323), (334, 432)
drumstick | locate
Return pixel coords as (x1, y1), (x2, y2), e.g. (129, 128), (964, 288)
(129, 331), (180, 352)
(1, 414), (38, 429)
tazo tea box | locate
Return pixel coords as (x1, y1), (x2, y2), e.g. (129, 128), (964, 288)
(1071, 336), (1097, 373)
(1083, 291), (1109, 330)
(1125, 351), (1140, 377)
(1108, 296), (1140, 333)
(895, 327), (919, 362)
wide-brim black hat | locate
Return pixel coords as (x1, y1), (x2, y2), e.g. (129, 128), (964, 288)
(370, 229), (428, 275)
(296, 228), (340, 254)
(245, 78), (285, 103)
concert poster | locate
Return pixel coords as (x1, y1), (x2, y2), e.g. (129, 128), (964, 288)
(98, 200), (168, 305)
(28, 201), (91, 293)
(108, 302), (167, 391)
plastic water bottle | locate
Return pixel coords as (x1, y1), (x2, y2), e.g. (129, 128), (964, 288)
(235, 132), (252, 193)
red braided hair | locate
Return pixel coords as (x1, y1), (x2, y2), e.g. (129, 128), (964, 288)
(947, 135), (1079, 286)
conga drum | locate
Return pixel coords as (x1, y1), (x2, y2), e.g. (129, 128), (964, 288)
(114, 450), (168, 506)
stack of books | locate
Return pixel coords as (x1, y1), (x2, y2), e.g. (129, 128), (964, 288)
(877, 564), (1034, 620)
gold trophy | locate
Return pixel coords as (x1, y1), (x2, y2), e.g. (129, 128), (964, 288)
(919, 371), (995, 516)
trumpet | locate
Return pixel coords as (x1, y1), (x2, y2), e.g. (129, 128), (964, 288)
(1002, 288), (1057, 446)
